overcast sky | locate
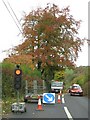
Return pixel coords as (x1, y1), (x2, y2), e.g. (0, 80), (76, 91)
(0, 0), (89, 66)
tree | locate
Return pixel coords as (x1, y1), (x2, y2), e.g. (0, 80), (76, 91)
(15, 4), (83, 68)
(3, 54), (42, 80)
(12, 4), (83, 78)
(54, 70), (65, 80)
(64, 68), (74, 83)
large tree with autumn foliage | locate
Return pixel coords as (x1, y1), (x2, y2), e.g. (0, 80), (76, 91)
(15, 4), (83, 66)
(13, 4), (83, 76)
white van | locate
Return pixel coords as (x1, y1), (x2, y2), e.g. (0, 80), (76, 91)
(51, 81), (64, 93)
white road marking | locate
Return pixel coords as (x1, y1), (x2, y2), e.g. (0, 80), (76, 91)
(64, 106), (73, 120)
(62, 94), (64, 98)
(62, 97), (65, 103)
(62, 94), (65, 103)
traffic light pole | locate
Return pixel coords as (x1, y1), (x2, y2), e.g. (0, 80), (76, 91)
(16, 90), (19, 111)
(17, 90), (19, 104)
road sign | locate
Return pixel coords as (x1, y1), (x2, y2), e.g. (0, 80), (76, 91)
(43, 93), (55, 104)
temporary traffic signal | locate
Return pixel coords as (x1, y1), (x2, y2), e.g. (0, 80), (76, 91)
(14, 65), (22, 90)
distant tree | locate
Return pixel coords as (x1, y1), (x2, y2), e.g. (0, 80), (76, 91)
(4, 54), (34, 68)
(64, 68), (74, 83)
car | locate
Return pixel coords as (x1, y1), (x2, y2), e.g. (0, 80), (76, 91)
(69, 84), (83, 96)
(11, 102), (26, 113)
(24, 93), (43, 103)
(68, 84), (80, 93)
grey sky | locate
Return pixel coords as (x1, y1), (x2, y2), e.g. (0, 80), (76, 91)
(0, 0), (89, 66)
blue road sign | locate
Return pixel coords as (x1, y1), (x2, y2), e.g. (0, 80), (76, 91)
(43, 93), (55, 104)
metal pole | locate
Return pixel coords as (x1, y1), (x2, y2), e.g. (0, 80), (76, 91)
(17, 90), (19, 111)
(25, 80), (28, 95)
(43, 80), (46, 92)
(33, 80), (37, 94)
(17, 90), (19, 103)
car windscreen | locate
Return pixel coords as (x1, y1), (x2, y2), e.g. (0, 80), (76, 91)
(51, 82), (63, 87)
(25, 93), (32, 96)
(72, 86), (81, 89)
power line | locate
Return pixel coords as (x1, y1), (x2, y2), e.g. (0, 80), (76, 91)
(2, 0), (22, 34)
(7, 0), (22, 29)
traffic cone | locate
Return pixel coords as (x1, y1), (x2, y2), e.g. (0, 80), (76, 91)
(60, 90), (62, 94)
(57, 93), (61, 103)
(36, 96), (44, 111)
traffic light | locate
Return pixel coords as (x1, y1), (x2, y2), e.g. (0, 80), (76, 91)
(14, 65), (22, 90)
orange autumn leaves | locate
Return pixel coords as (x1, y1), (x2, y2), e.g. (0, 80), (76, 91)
(8, 4), (83, 68)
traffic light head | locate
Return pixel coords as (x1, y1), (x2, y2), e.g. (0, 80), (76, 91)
(15, 69), (21, 75)
(14, 65), (22, 90)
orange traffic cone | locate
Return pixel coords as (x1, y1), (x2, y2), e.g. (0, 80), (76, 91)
(36, 96), (44, 111)
(57, 93), (61, 103)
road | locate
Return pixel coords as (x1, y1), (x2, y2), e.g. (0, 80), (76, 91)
(3, 93), (89, 119)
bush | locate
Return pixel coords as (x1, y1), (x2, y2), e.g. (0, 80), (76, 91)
(76, 75), (85, 86)
(71, 74), (85, 86)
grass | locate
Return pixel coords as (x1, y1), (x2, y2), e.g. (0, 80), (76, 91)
(2, 97), (24, 118)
